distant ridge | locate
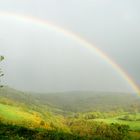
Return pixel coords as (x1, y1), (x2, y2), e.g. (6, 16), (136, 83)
(0, 86), (140, 112)
(32, 90), (140, 112)
(0, 86), (39, 106)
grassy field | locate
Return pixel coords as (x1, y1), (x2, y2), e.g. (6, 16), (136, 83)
(0, 103), (38, 121)
(0, 102), (68, 131)
(94, 117), (140, 131)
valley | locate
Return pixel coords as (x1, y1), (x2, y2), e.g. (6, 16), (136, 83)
(0, 87), (140, 139)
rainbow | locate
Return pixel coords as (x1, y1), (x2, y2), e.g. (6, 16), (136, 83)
(0, 11), (139, 95)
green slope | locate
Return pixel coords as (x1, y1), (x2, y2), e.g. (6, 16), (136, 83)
(32, 91), (140, 112)
(1, 86), (140, 112)
(0, 87), (69, 131)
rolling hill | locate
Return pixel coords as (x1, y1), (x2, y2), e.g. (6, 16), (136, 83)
(0, 86), (140, 139)
(32, 91), (140, 112)
(0, 86), (140, 112)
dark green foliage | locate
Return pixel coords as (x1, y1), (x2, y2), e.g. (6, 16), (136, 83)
(0, 122), (86, 140)
(68, 120), (130, 140)
(0, 55), (4, 88)
(0, 121), (132, 140)
(0, 56), (4, 62)
(95, 123), (130, 140)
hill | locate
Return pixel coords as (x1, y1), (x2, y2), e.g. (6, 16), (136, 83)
(0, 87), (140, 139)
(0, 87), (69, 131)
(1, 86), (140, 112)
(0, 86), (38, 105)
(32, 91), (140, 112)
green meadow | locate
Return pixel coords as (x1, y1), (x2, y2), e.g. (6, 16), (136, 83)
(94, 115), (140, 131)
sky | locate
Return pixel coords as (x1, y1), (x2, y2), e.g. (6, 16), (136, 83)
(0, 0), (140, 93)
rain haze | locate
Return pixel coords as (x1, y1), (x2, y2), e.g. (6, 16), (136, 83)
(0, 0), (140, 93)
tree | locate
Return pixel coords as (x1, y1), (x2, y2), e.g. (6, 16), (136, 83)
(95, 122), (130, 140)
(0, 55), (4, 88)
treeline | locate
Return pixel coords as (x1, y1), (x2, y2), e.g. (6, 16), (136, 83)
(118, 114), (140, 121)
(0, 122), (86, 140)
(67, 120), (131, 140)
(72, 111), (123, 120)
(0, 121), (131, 140)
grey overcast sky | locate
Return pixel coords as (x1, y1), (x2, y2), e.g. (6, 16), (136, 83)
(0, 0), (140, 93)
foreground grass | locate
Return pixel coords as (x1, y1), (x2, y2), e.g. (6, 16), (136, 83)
(0, 122), (86, 140)
(0, 121), (134, 140)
